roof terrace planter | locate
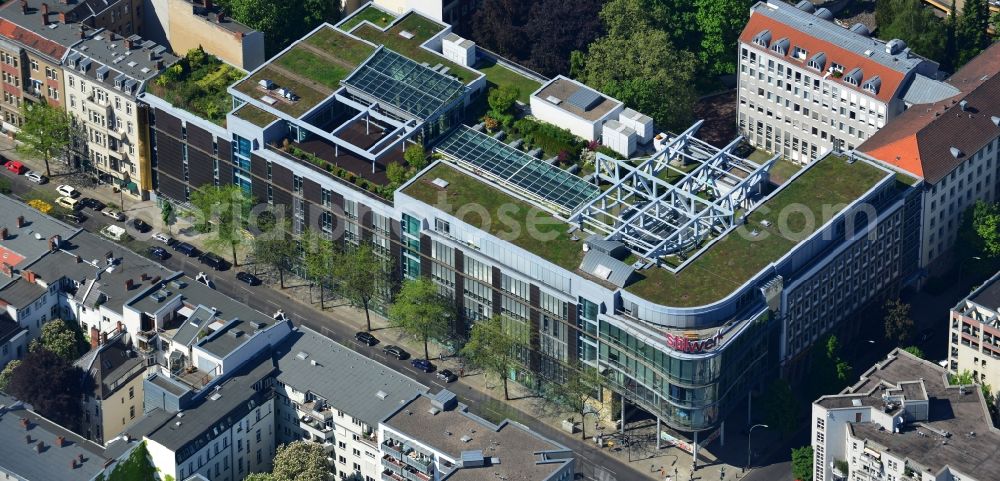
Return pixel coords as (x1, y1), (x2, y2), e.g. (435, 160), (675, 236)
(267, 142), (394, 202)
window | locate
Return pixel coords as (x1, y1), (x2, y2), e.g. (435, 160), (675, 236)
(29, 59), (38, 71)
(435, 218), (450, 234)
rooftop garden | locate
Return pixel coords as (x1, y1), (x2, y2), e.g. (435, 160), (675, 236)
(340, 4), (397, 31)
(302, 26), (377, 66)
(352, 13), (478, 84)
(403, 163), (583, 270)
(625, 155), (889, 307)
(232, 103), (277, 127)
(147, 47), (244, 126)
(476, 57), (540, 104)
(234, 66), (329, 118)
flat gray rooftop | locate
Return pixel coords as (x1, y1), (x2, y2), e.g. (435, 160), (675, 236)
(533, 76), (620, 122)
(273, 327), (426, 428)
(968, 273), (1000, 311)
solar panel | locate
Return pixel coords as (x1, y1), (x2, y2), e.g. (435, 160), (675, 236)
(436, 126), (599, 212)
(343, 48), (465, 121)
(566, 87), (602, 111)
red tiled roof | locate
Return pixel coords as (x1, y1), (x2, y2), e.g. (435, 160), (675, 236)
(0, 19), (66, 60)
(860, 43), (1000, 184)
(738, 13), (905, 103)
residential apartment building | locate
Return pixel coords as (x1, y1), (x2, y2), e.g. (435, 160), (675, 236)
(142, 0), (264, 70)
(77, 330), (149, 444)
(380, 390), (575, 481)
(812, 348), (1000, 481)
(737, 0), (951, 164)
(63, 30), (177, 197)
(859, 42), (1000, 268)
(272, 327), (426, 480)
(947, 270), (1000, 388)
(140, 5), (924, 454)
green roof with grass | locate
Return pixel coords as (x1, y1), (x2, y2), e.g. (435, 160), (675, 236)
(403, 162), (583, 270)
(232, 103), (277, 127)
(147, 48), (245, 126)
(625, 155), (889, 307)
(351, 13), (479, 84)
(478, 58), (541, 104)
(340, 4), (397, 31)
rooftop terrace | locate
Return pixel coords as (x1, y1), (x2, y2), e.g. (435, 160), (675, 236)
(147, 48), (245, 126)
(405, 154), (888, 307)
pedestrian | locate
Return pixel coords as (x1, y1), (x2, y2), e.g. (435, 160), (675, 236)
(459, 367), (464, 377)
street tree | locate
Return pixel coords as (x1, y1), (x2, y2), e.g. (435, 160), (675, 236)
(0, 359), (20, 392)
(253, 219), (298, 289)
(190, 184), (254, 266)
(579, 29), (698, 132)
(791, 445), (814, 481)
(808, 335), (852, 400)
(883, 298), (915, 347)
(388, 277), (453, 360)
(271, 441), (328, 481)
(8, 349), (85, 430)
(761, 379), (798, 434)
(301, 229), (336, 310)
(972, 200), (1000, 257)
(461, 315), (527, 400)
(334, 243), (387, 331)
(540, 363), (605, 439)
(16, 100), (73, 177)
(30, 319), (85, 361)
(160, 201), (175, 235)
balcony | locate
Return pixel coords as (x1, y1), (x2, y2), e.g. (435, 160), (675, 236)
(382, 440), (404, 458)
(299, 415), (334, 439)
(381, 469), (406, 481)
(359, 430), (379, 449)
(300, 400), (334, 422)
(404, 453), (433, 474)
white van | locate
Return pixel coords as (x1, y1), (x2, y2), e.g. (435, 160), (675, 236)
(100, 224), (127, 241)
(56, 196), (81, 210)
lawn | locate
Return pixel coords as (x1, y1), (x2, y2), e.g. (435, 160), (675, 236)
(403, 163), (583, 270)
(234, 66), (329, 118)
(339, 4), (397, 31)
(303, 26), (377, 65)
(625, 154), (888, 307)
(769, 158), (801, 185)
(273, 47), (351, 90)
(232, 103), (277, 127)
(353, 13), (478, 84)
(477, 57), (540, 104)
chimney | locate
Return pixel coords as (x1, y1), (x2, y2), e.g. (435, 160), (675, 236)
(70, 459), (77, 469)
(116, 321), (123, 333)
(79, 25), (86, 39)
(141, 273), (149, 281)
(90, 326), (100, 349)
(19, 0), (27, 15)
(48, 235), (60, 252)
(0, 227), (7, 240)
(124, 37), (133, 50)
(75, 254), (82, 263)
(19, 418), (29, 429)
(154, 59), (163, 70)
(55, 435), (65, 447)
(25, 434), (31, 443)
(125, 278), (134, 290)
(101, 332), (108, 345)
(16, 216), (24, 228)
(23, 270), (35, 284)
(41, 3), (49, 26)
(58, 11), (66, 23)
(34, 441), (44, 453)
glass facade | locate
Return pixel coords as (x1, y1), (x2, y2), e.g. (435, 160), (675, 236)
(233, 135), (252, 194)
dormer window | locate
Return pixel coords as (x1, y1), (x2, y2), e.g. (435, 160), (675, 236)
(808, 52), (826, 71)
(863, 75), (881, 94)
(753, 29), (771, 48)
(792, 46), (808, 60)
(843, 67), (863, 86)
(771, 37), (790, 56)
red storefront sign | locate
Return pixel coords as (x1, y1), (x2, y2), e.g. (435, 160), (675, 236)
(664, 331), (723, 353)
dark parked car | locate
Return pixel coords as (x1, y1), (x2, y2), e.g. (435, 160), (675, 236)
(148, 246), (170, 260)
(436, 369), (457, 383)
(236, 271), (261, 286)
(132, 218), (152, 233)
(173, 242), (199, 257)
(355, 331), (379, 346)
(80, 198), (105, 211)
(63, 212), (86, 224)
(199, 252), (228, 270)
(382, 345), (409, 360)
(410, 359), (435, 373)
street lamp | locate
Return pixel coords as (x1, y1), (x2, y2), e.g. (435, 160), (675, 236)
(746, 424), (768, 471)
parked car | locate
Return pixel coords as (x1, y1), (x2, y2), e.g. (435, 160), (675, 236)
(436, 369), (457, 383)
(25, 171), (47, 184)
(56, 184), (80, 198)
(63, 212), (86, 224)
(56, 196), (81, 211)
(198, 252), (227, 270)
(382, 345), (409, 360)
(80, 198), (105, 211)
(132, 218), (151, 233)
(354, 331), (379, 346)
(236, 271), (261, 286)
(148, 246), (170, 260)
(152, 232), (173, 244)
(173, 242), (199, 257)
(410, 359), (435, 373)
(4, 160), (26, 175)
(103, 210), (126, 222)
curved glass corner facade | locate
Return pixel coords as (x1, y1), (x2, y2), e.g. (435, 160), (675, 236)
(598, 309), (776, 432)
